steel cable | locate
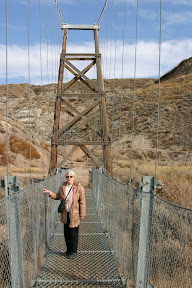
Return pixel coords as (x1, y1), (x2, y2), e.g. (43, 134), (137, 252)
(6, 0), (9, 178)
(97, 0), (109, 25)
(116, 0), (126, 179)
(54, 0), (65, 24)
(39, 0), (45, 178)
(129, 0), (139, 182)
(28, 0), (32, 182)
(111, 0), (119, 146)
(155, 0), (162, 180)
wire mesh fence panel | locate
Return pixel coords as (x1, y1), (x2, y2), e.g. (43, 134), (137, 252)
(0, 198), (11, 287)
(0, 173), (65, 288)
(150, 196), (192, 288)
(92, 168), (192, 288)
(92, 168), (140, 287)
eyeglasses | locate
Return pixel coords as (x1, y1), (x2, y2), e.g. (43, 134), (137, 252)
(66, 176), (73, 178)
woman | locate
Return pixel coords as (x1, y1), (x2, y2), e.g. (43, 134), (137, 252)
(43, 169), (86, 259)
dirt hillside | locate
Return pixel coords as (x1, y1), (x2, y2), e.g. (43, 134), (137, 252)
(0, 57), (191, 194)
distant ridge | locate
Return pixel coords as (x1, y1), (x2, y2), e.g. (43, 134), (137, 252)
(155, 57), (192, 82)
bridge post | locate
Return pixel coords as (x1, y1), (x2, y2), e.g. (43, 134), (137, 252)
(94, 29), (113, 176)
(135, 176), (155, 288)
(4, 176), (25, 287)
(49, 29), (68, 174)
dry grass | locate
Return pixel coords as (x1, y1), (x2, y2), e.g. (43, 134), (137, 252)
(0, 142), (13, 165)
(10, 136), (40, 160)
(0, 142), (7, 165)
(0, 166), (43, 173)
(157, 165), (192, 209)
(40, 142), (50, 152)
(114, 159), (192, 209)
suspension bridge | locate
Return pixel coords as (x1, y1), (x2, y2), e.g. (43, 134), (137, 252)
(0, 0), (192, 287)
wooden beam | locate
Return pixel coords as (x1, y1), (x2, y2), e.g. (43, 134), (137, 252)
(49, 29), (67, 175)
(61, 106), (74, 117)
(62, 53), (101, 57)
(63, 60), (96, 92)
(62, 93), (100, 99)
(61, 24), (100, 30)
(61, 98), (101, 135)
(64, 59), (99, 92)
(50, 146), (78, 175)
(53, 97), (101, 139)
(79, 145), (101, 167)
(56, 141), (110, 145)
(60, 53), (101, 61)
(94, 29), (113, 177)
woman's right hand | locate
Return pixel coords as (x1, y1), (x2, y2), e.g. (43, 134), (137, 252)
(43, 189), (52, 196)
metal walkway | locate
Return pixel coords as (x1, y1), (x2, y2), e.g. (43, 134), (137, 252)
(33, 188), (124, 287)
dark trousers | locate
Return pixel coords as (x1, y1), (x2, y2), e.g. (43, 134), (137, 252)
(64, 212), (79, 254)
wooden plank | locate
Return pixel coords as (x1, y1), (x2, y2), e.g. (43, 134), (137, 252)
(53, 97), (101, 139)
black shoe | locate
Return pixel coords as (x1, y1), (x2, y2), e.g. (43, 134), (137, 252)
(63, 251), (70, 258)
(68, 253), (77, 259)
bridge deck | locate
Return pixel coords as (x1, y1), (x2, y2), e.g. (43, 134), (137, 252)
(33, 188), (124, 287)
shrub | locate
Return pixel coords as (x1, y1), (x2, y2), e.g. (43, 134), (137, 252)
(40, 142), (50, 152)
(0, 142), (6, 155)
(10, 136), (40, 160)
(0, 142), (7, 165)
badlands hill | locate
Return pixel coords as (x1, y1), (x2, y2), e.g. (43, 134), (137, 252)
(0, 57), (192, 195)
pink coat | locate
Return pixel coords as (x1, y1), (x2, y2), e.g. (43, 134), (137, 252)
(55, 182), (86, 228)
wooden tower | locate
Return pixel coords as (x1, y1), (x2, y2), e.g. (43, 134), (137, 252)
(49, 24), (112, 176)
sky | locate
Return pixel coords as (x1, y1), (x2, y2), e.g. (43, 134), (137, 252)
(0, 0), (192, 84)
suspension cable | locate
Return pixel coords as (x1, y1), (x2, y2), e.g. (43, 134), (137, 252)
(39, 0), (45, 178)
(155, 0), (162, 180)
(54, 0), (65, 24)
(28, 0), (32, 182)
(117, 0), (126, 179)
(6, 0), (9, 179)
(46, 0), (50, 118)
(129, 0), (139, 182)
(111, 0), (118, 143)
(108, 0), (114, 82)
(97, 0), (109, 25)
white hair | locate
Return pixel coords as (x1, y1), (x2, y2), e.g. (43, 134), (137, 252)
(65, 169), (76, 178)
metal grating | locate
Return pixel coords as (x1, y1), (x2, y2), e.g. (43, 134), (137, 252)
(33, 279), (123, 287)
(34, 188), (124, 287)
(49, 234), (111, 252)
(39, 252), (121, 280)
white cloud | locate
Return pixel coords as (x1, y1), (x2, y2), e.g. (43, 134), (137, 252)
(163, 11), (192, 26)
(1, 38), (192, 84)
(101, 38), (192, 78)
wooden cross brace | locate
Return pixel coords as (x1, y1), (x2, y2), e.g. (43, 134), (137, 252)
(62, 59), (100, 93)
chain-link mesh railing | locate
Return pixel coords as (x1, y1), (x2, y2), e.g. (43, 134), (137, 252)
(92, 167), (140, 287)
(0, 172), (65, 288)
(1, 169), (192, 287)
(92, 167), (192, 288)
(150, 195), (192, 287)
